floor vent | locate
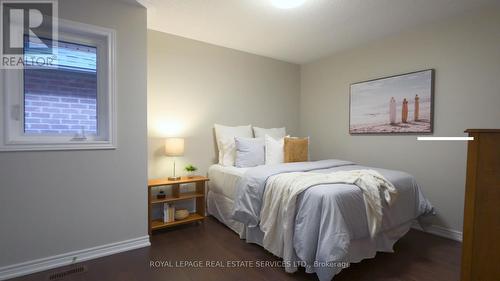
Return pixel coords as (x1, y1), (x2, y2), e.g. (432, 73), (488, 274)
(47, 265), (87, 280)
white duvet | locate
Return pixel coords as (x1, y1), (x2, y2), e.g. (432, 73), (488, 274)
(260, 170), (398, 272)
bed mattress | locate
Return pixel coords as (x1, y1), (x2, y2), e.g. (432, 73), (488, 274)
(208, 164), (247, 200)
(207, 165), (248, 235)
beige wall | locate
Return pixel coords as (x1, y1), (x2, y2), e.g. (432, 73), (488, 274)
(148, 31), (300, 179)
(0, 0), (148, 268)
(300, 7), (500, 233)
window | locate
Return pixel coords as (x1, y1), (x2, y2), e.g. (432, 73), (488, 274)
(24, 39), (98, 136)
(0, 20), (116, 151)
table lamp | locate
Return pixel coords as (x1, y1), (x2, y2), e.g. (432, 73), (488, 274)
(165, 137), (184, 181)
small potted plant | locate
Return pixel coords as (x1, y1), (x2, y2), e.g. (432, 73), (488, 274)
(184, 164), (197, 178)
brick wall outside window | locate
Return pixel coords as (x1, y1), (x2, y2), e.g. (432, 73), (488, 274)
(24, 69), (97, 135)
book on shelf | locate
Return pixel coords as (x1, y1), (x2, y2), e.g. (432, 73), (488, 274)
(163, 203), (168, 223)
(163, 203), (175, 223)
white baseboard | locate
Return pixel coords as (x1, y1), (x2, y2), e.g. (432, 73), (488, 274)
(411, 222), (463, 242)
(0, 235), (150, 280)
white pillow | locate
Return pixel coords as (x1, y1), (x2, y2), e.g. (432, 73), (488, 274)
(253, 126), (286, 139)
(218, 137), (237, 166)
(214, 124), (253, 166)
(265, 135), (285, 165)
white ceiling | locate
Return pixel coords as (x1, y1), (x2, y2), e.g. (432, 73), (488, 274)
(141, 0), (497, 64)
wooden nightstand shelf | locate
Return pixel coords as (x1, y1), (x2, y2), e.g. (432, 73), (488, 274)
(147, 176), (209, 234)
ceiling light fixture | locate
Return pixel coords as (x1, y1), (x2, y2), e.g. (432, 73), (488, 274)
(271, 0), (306, 9)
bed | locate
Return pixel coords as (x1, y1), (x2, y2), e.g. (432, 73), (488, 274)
(207, 159), (433, 281)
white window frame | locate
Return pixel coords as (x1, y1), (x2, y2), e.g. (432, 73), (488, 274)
(0, 20), (117, 151)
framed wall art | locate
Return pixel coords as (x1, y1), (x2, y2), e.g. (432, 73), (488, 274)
(349, 69), (434, 134)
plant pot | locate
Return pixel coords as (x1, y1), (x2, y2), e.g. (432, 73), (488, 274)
(186, 171), (195, 178)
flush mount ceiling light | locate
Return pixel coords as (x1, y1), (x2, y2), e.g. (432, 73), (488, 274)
(271, 0), (306, 9)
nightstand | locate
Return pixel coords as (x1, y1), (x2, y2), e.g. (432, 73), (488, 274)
(147, 176), (209, 234)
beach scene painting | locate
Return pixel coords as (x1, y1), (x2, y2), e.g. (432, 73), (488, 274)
(349, 69), (434, 134)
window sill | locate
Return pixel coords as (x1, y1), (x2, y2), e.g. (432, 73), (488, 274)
(0, 141), (117, 152)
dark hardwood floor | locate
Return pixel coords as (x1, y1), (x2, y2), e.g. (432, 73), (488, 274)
(12, 217), (461, 281)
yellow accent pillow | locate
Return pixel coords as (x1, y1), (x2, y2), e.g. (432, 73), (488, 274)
(284, 137), (309, 163)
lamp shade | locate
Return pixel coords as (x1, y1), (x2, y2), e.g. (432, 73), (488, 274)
(165, 138), (185, 156)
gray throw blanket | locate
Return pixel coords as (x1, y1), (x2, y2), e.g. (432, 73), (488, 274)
(232, 159), (355, 226)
